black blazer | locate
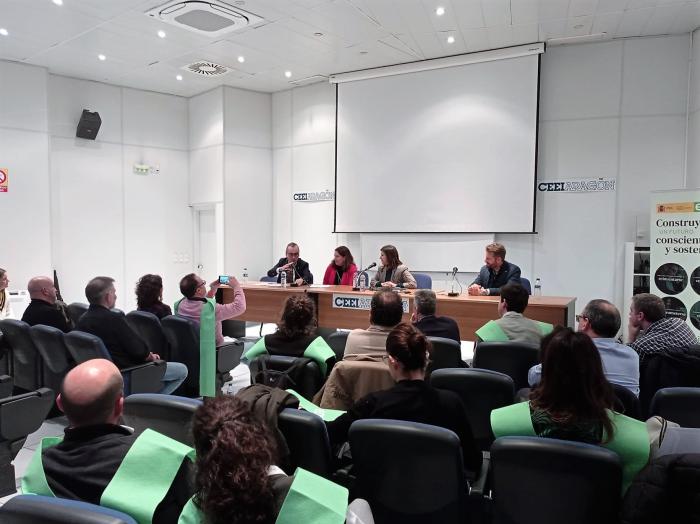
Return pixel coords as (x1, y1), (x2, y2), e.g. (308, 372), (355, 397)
(471, 260), (521, 296)
(414, 315), (461, 343)
(267, 257), (314, 284)
(21, 299), (72, 332)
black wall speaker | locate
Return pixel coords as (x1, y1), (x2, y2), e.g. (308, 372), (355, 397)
(76, 109), (102, 140)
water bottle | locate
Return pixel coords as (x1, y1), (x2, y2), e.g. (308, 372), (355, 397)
(352, 272), (359, 289)
(534, 278), (542, 297)
(242, 268), (248, 283)
(281, 269), (287, 288)
(359, 272), (368, 292)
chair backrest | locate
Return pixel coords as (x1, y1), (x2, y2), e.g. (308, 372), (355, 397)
(413, 273), (432, 289)
(649, 387), (700, 427)
(430, 368), (515, 451)
(327, 331), (349, 362)
(67, 302), (89, 326)
(349, 419), (466, 524)
(0, 319), (40, 391)
(278, 407), (333, 477)
(472, 341), (540, 391)
(161, 315), (201, 396)
(260, 275), (277, 283)
(0, 387), (55, 441)
(29, 324), (73, 392)
(639, 349), (700, 416)
(490, 436), (622, 524)
(520, 277), (532, 294)
(0, 495), (137, 524)
(126, 311), (170, 360)
(611, 383), (641, 420)
(64, 331), (112, 364)
(426, 336), (463, 374)
(249, 355), (324, 400)
(123, 393), (202, 446)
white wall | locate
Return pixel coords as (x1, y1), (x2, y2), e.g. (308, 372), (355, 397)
(687, 29), (700, 190)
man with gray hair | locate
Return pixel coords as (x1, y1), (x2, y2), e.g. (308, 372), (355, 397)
(76, 276), (187, 394)
(21, 275), (72, 332)
(412, 289), (460, 343)
(529, 299), (640, 395)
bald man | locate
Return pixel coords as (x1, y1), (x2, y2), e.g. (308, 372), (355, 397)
(25, 360), (193, 523)
(21, 275), (72, 332)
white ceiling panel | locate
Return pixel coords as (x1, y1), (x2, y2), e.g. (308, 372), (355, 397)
(596, 0), (631, 13)
(511, 0), (541, 25)
(566, 15), (595, 35)
(570, 0), (599, 17)
(462, 27), (491, 52)
(302, 0), (392, 45)
(592, 11), (624, 33)
(451, 0), (486, 30)
(617, 6), (655, 36)
(643, 4), (686, 34)
(482, 0), (512, 27)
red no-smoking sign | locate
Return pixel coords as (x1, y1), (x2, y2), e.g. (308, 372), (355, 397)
(0, 169), (7, 193)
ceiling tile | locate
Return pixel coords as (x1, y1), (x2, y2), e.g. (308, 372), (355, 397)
(617, 6), (655, 36)
(301, 0), (392, 45)
(511, 0), (541, 25)
(462, 27), (490, 51)
(570, 0), (599, 17)
(566, 15), (595, 35)
(642, 4), (686, 34)
(451, 0), (485, 30)
(596, 0), (631, 14)
(592, 11), (624, 33)
(481, 0), (512, 27)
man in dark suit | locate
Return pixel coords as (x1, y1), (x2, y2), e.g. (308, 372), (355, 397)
(468, 242), (521, 296)
(412, 289), (460, 343)
(21, 276), (72, 332)
(267, 242), (313, 285)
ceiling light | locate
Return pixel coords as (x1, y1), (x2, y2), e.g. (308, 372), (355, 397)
(237, 55), (245, 63)
(0, 28), (7, 36)
(176, 74), (183, 81)
(314, 32), (323, 37)
(447, 35), (455, 44)
(284, 70), (292, 78)
(573, 24), (584, 29)
(98, 54), (106, 61)
(436, 6), (445, 16)
(157, 30), (166, 38)
(52, 0), (63, 5)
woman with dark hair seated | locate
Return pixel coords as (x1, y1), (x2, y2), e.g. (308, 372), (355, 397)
(325, 322), (482, 474)
(135, 274), (172, 319)
(491, 326), (650, 492)
(322, 246), (358, 286)
(370, 244), (417, 289)
(243, 295), (335, 374)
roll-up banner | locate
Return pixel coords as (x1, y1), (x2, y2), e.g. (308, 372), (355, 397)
(650, 190), (700, 341)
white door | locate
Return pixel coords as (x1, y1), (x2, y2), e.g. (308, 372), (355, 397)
(195, 207), (218, 280)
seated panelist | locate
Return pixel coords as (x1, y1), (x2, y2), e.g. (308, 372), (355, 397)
(267, 242), (313, 286)
(468, 242), (521, 296)
(370, 245), (417, 289)
(322, 245), (357, 286)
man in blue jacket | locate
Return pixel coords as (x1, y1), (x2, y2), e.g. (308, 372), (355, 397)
(468, 242), (521, 296)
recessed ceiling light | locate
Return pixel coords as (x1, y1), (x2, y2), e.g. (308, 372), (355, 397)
(436, 6), (445, 16)
(176, 74), (183, 81)
(284, 70), (292, 78)
(447, 35), (455, 44)
(237, 55), (245, 63)
(314, 32), (323, 37)
(98, 54), (106, 61)
(359, 50), (368, 55)
(157, 30), (166, 38)
(573, 24), (584, 29)
(52, 0), (63, 5)
(0, 28), (7, 37)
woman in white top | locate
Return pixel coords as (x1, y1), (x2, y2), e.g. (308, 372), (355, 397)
(0, 268), (13, 319)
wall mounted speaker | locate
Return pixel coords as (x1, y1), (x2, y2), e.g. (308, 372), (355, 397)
(76, 109), (101, 140)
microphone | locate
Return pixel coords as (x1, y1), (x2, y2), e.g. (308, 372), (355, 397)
(451, 266), (458, 278)
(448, 266), (460, 297)
(353, 262), (377, 291)
(363, 262), (377, 272)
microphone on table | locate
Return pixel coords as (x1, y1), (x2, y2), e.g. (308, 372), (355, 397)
(448, 266), (460, 297)
(353, 262), (377, 291)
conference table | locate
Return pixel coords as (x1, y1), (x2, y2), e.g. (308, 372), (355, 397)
(221, 283), (576, 340)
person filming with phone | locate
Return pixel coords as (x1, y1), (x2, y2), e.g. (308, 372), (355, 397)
(267, 242), (313, 286)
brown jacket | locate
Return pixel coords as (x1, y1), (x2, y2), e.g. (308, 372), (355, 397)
(370, 264), (417, 289)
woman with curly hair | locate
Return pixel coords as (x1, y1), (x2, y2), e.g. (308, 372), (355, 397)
(191, 395), (292, 524)
(135, 274), (172, 319)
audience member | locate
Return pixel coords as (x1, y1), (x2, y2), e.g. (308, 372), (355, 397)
(343, 290), (404, 358)
(468, 242), (521, 296)
(412, 289), (460, 343)
(268, 242), (313, 285)
(322, 245), (357, 286)
(628, 293), (698, 362)
(326, 323), (481, 474)
(529, 299), (639, 395)
(0, 268), (13, 319)
(76, 276), (187, 394)
(21, 275), (72, 332)
(492, 327), (650, 492)
(370, 245), (417, 289)
(136, 274), (172, 319)
(22, 359), (193, 523)
(476, 282), (551, 344)
(175, 273), (246, 347)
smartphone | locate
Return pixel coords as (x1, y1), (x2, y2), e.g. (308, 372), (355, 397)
(218, 275), (230, 285)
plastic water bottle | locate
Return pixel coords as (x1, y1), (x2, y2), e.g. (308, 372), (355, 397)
(534, 278), (542, 297)
(359, 272), (368, 292)
(242, 268), (248, 283)
(281, 270), (287, 288)
(352, 272), (359, 289)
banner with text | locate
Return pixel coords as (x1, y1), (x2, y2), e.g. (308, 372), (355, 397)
(650, 190), (700, 341)
(332, 293), (409, 313)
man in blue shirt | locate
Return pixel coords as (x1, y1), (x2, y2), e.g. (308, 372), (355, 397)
(529, 299), (639, 395)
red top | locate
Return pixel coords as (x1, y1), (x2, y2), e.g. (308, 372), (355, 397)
(322, 263), (358, 286)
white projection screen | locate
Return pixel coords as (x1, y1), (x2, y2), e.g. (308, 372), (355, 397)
(334, 49), (541, 233)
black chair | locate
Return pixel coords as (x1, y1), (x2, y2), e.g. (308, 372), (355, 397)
(349, 419), (466, 524)
(472, 341), (540, 391)
(0, 388), (54, 496)
(0, 331), (9, 375)
(278, 407), (333, 477)
(639, 348), (700, 416)
(30, 324), (74, 393)
(126, 311), (170, 360)
(612, 383), (641, 420)
(0, 319), (41, 392)
(649, 387), (700, 427)
(430, 368), (515, 451)
(123, 393), (202, 446)
(0, 494), (137, 524)
(426, 336), (463, 375)
(520, 277), (532, 294)
(161, 315), (243, 397)
(67, 302), (89, 326)
(64, 331), (166, 395)
(0, 375), (12, 399)
(249, 355), (324, 400)
(327, 331), (349, 362)
(489, 436), (622, 524)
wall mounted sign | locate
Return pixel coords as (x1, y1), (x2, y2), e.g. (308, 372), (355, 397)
(537, 177), (616, 193)
(293, 190), (335, 202)
(0, 168), (8, 193)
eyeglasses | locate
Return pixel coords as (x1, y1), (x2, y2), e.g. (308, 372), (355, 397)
(575, 314), (588, 322)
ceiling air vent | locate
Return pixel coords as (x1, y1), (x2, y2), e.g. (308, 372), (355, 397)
(146, 1), (264, 37)
(182, 60), (232, 77)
